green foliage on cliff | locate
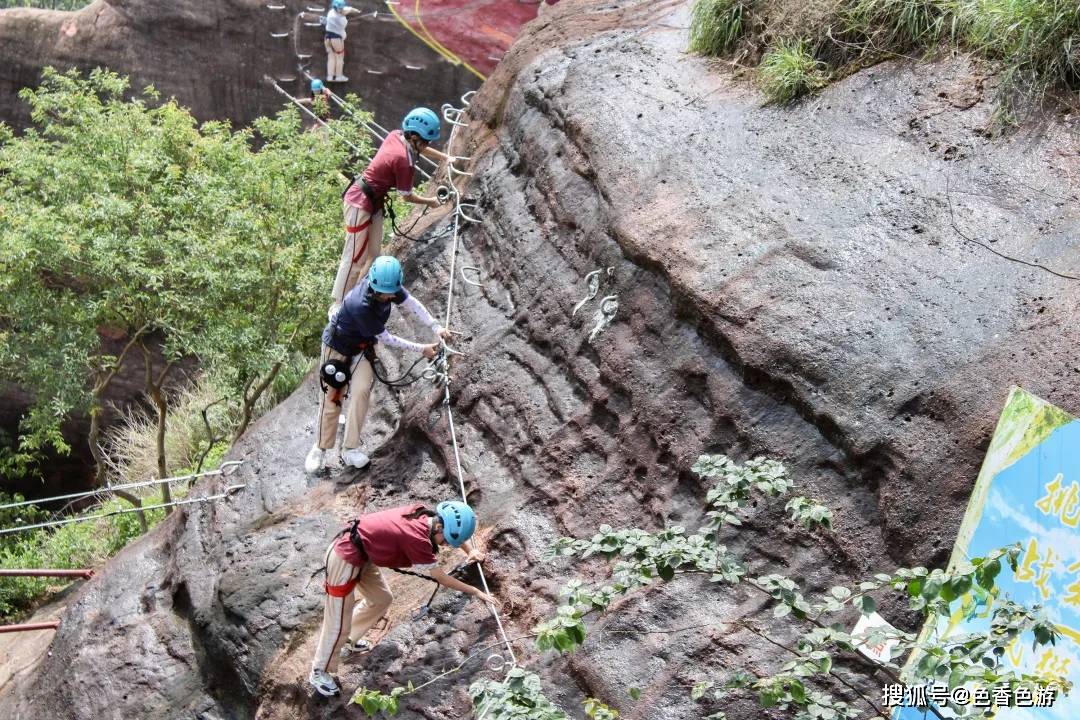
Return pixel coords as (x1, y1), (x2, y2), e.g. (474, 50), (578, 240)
(689, 0), (1080, 118)
(0, 68), (372, 481)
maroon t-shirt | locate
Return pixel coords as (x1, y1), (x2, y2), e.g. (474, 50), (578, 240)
(343, 129), (415, 212)
(332, 504), (438, 569)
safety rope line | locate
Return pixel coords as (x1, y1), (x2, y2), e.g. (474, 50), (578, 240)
(265, 77), (371, 158)
(313, 82), (441, 181)
(0, 460), (244, 512)
(429, 93), (519, 671)
(0, 485), (247, 536)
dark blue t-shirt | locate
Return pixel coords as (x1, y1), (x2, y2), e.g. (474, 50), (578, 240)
(323, 278), (408, 355)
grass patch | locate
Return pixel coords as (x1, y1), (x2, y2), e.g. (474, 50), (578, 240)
(841, 0), (950, 50)
(953, 0), (1080, 117)
(689, 0), (753, 55)
(759, 39), (829, 102)
(688, 0), (1080, 122)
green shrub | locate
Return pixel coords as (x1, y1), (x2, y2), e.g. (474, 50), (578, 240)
(689, 0), (754, 56)
(759, 40), (829, 101)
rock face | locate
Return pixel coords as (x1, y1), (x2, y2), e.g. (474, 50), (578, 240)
(0, 0), (480, 130)
(7, 0), (1080, 718)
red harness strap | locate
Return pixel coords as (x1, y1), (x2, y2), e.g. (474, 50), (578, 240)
(347, 218), (373, 263)
(325, 577), (359, 597)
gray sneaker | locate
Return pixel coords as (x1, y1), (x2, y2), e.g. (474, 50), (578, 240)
(308, 668), (340, 697)
(339, 638), (372, 657)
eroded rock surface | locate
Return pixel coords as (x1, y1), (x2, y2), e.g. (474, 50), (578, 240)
(8, 0), (1080, 718)
(0, 0), (479, 129)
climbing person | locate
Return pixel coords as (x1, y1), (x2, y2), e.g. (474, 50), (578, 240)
(298, 78), (332, 120)
(306, 255), (451, 474)
(322, 0), (360, 83)
(330, 107), (456, 312)
(308, 500), (501, 697)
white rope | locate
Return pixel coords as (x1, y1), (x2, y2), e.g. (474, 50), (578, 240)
(313, 82), (440, 180)
(0, 461), (244, 512)
(434, 103), (518, 670)
(0, 485), (247, 536)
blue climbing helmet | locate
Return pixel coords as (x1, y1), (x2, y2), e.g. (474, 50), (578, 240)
(436, 501), (477, 548)
(331, 0), (346, 9)
(402, 107), (441, 142)
(311, 78), (325, 93)
(368, 256), (404, 295)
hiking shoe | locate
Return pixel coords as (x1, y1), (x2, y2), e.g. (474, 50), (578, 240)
(339, 638), (372, 657)
(308, 668), (340, 697)
(341, 448), (370, 469)
(305, 444), (326, 474)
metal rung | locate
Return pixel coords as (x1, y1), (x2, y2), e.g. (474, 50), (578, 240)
(277, 76), (297, 82)
(406, 65), (424, 70)
(304, 21), (322, 26)
(306, 4), (324, 10)
(297, 53), (313, 59)
(461, 90), (476, 107)
(270, 32), (290, 38)
(366, 70), (384, 75)
(461, 266), (484, 287)
(456, 203), (482, 224)
(266, 3), (286, 9)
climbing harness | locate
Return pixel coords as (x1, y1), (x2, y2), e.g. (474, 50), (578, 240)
(320, 358), (352, 390)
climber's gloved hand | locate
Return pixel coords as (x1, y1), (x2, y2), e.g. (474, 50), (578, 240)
(422, 343), (439, 360)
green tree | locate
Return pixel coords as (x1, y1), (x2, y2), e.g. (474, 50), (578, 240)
(0, 68), (371, 500)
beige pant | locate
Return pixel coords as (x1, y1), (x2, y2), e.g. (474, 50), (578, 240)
(325, 37), (346, 79)
(330, 200), (383, 307)
(317, 348), (374, 451)
(311, 543), (393, 674)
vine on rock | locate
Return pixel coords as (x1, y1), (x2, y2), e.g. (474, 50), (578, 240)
(536, 454), (1068, 719)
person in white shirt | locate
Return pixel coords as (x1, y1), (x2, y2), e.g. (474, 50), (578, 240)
(322, 0), (360, 82)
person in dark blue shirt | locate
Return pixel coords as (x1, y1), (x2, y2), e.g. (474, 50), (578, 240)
(306, 256), (450, 473)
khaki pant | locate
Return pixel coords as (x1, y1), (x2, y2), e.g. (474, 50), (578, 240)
(331, 200), (383, 307)
(311, 543), (393, 674)
(325, 37), (346, 80)
(317, 348), (374, 451)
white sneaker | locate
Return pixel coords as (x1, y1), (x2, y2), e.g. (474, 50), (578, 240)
(339, 638), (372, 658)
(305, 444), (326, 474)
(336, 75), (349, 82)
(308, 668), (340, 697)
(341, 448), (370, 469)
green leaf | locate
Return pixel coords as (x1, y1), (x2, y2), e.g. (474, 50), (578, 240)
(629, 687), (642, 701)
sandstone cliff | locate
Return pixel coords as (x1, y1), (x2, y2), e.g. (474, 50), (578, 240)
(7, 0), (1080, 718)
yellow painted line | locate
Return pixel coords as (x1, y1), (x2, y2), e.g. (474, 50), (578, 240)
(413, 0), (487, 80)
(386, 1), (459, 65)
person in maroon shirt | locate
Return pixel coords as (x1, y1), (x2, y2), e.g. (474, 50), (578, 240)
(308, 500), (500, 697)
(329, 107), (456, 316)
